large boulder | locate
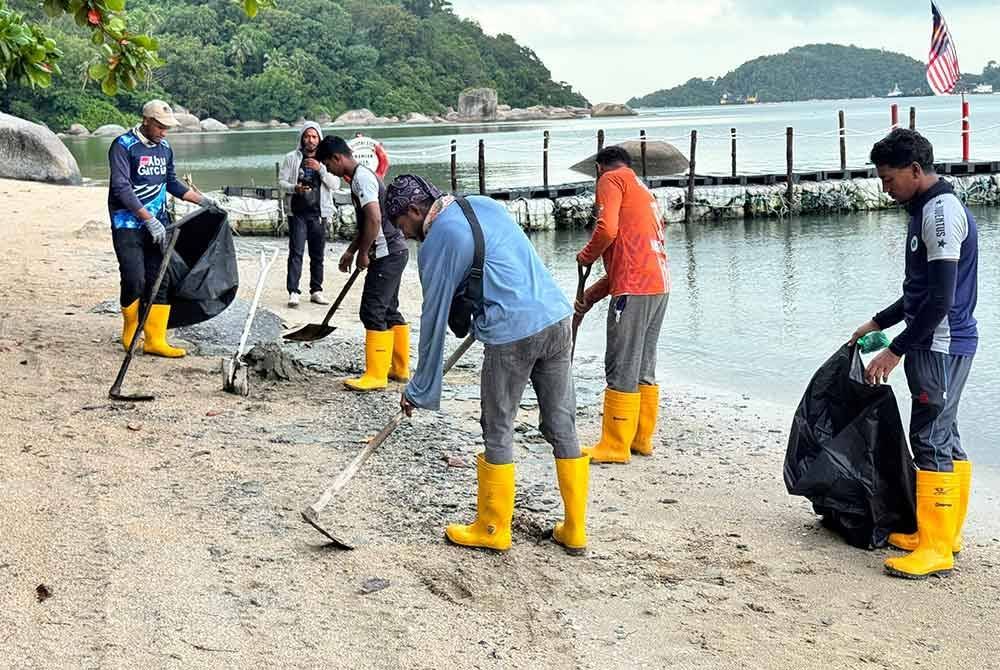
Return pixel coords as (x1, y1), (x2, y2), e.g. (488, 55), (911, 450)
(404, 112), (433, 124)
(174, 112), (202, 132)
(66, 123), (90, 136)
(200, 118), (228, 132)
(0, 112), (82, 185)
(458, 88), (498, 121)
(316, 112), (333, 125)
(242, 120), (269, 130)
(93, 124), (128, 137)
(333, 108), (377, 126)
(591, 102), (638, 118)
(570, 140), (689, 177)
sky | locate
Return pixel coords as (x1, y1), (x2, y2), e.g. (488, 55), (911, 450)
(448, 0), (999, 103)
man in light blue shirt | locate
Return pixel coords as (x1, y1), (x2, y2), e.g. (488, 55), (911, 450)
(385, 175), (589, 555)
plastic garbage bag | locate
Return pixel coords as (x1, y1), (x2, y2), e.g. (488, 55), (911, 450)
(784, 344), (917, 549)
(166, 207), (239, 328)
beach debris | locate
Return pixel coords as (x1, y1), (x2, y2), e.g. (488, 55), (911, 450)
(360, 578), (391, 595)
(35, 584), (52, 602)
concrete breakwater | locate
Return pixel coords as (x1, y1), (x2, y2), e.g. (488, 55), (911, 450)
(171, 173), (1000, 237)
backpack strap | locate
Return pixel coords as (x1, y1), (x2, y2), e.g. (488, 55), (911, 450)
(455, 196), (485, 308)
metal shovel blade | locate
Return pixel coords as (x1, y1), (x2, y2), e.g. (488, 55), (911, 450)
(301, 508), (354, 550)
(109, 390), (156, 402)
(282, 323), (337, 343)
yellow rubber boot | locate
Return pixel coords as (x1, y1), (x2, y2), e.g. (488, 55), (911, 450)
(142, 304), (186, 358)
(445, 454), (514, 552)
(344, 330), (393, 391)
(388, 323), (410, 383)
(552, 455), (589, 555)
(631, 384), (660, 457)
(582, 389), (640, 464)
(884, 470), (959, 579)
(888, 460), (972, 554)
(121, 299), (140, 351)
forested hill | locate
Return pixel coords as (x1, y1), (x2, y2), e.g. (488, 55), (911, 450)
(628, 44), (982, 107)
(1, 0), (588, 131)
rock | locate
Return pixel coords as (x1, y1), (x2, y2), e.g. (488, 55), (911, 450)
(173, 105), (189, 115)
(570, 140), (689, 177)
(92, 123), (128, 138)
(591, 102), (638, 118)
(199, 118), (228, 132)
(360, 578), (390, 595)
(333, 108), (377, 126)
(316, 112), (333, 125)
(293, 117), (307, 128)
(174, 112), (202, 132)
(227, 120), (243, 129)
(444, 111), (461, 122)
(0, 113), (83, 185)
(458, 88), (498, 121)
(268, 119), (289, 129)
(66, 123), (90, 136)
(241, 120), (269, 130)
(432, 116), (446, 124)
(497, 104), (511, 112)
(404, 112), (433, 124)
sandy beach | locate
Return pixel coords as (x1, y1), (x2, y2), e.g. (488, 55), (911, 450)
(1, 178), (998, 670)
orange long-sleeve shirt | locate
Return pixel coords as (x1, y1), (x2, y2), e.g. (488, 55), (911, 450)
(577, 166), (670, 304)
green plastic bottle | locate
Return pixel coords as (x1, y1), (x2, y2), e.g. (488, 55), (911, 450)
(857, 331), (891, 354)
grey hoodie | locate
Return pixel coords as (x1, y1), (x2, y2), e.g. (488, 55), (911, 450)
(279, 121), (339, 217)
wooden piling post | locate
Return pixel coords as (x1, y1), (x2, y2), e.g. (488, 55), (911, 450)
(909, 106), (917, 130)
(543, 131), (550, 189)
(891, 103), (899, 129)
(838, 111), (847, 171)
(450, 140), (457, 192)
(685, 130), (697, 223)
(786, 127), (794, 208)
(597, 129), (605, 153)
(478, 139), (486, 194)
(730, 127), (737, 177)
(640, 129), (648, 180)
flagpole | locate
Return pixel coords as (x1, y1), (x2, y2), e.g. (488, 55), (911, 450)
(962, 92), (970, 162)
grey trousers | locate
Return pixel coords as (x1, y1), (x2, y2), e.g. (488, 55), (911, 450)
(480, 318), (580, 465)
(605, 294), (669, 393)
(904, 349), (974, 472)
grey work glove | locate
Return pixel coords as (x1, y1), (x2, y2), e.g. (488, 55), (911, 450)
(200, 195), (219, 210)
(144, 216), (167, 249)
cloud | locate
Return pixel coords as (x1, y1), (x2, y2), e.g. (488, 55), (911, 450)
(450, 1), (998, 102)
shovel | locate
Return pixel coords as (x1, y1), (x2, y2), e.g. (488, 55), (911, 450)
(571, 262), (592, 359)
(301, 334), (476, 548)
(223, 248), (280, 396)
(283, 267), (362, 342)
(109, 208), (204, 402)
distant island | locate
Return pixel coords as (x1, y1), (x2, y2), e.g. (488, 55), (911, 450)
(628, 44), (1000, 108)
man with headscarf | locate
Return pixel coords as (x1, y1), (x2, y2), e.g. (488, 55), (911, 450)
(279, 122), (340, 307)
(107, 99), (217, 358)
(385, 174), (589, 556)
(315, 136), (410, 390)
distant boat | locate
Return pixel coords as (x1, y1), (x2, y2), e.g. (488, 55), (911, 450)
(887, 83), (903, 97)
(746, 94), (759, 104)
(973, 83), (994, 94)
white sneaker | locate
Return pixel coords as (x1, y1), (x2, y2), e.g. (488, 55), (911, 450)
(310, 291), (330, 305)
(288, 292), (300, 307)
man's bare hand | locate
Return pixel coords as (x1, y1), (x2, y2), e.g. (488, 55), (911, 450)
(849, 319), (880, 346)
(339, 250), (354, 273)
(865, 349), (901, 385)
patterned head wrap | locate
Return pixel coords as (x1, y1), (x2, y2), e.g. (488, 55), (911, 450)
(385, 174), (444, 223)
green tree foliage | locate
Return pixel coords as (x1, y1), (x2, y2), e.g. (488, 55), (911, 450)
(627, 44), (989, 107)
(2, 0), (588, 130)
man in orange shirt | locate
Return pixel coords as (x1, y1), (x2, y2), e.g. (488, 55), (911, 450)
(575, 146), (670, 464)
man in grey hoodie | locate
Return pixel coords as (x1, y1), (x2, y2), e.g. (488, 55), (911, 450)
(279, 122), (340, 306)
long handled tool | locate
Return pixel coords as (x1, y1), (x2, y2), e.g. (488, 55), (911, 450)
(109, 209), (203, 402)
(301, 334), (476, 548)
(223, 248), (280, 396)
(283, 267), (362, 342)
(571, 263), (592, 359)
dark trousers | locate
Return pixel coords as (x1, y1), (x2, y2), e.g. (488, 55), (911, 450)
(112, 227), (170, 306)
(360, 249), (408, 331)
(904, 350), (974, 472)
(287, 214), (326, 294)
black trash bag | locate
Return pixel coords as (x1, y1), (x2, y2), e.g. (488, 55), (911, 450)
(784, 344), (917, 549)
(166, 207), (239, 328)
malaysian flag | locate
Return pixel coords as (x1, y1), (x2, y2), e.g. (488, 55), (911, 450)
(927, 1), (960, 95)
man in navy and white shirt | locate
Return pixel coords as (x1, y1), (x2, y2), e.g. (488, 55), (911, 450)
(851, 128), (978, 580)
(108, 99), (214, 357)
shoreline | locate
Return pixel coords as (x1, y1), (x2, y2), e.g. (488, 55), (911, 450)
(2, 178), (998, 668)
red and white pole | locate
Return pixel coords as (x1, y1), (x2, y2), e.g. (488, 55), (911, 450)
(891, 104), (899, 129)
(961, 94), (970, 162)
